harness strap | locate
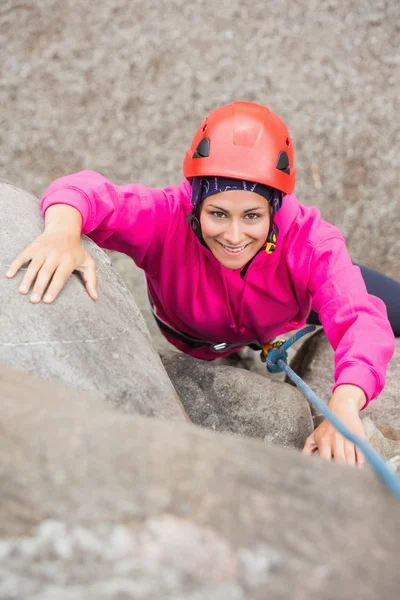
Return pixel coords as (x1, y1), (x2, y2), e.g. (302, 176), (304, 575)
(147, 290), (263, 354)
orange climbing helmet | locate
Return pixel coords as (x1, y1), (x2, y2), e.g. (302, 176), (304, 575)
(183, 101), (296, 195)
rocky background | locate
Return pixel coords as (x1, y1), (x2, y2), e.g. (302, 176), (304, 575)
(1, 1), (400, 592)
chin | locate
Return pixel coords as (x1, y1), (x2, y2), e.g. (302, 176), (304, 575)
(219, 257), (248, 269)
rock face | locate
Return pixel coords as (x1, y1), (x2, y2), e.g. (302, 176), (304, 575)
(161, 352), (314, 449)
(363, 418), (400, 463)
(378, 425), (400, 441)
(2, 5), (400, 593)
(290, 329), (400, 427)
(1, 364), (400, 600)
(0, 182), (186, 422)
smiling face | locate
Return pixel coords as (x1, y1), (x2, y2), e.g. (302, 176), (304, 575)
(199, 190), (271, 269)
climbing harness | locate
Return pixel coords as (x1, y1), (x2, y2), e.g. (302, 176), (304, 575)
(148, 290), (265, 354)
(265, 325), (400, 500)
(260, 339), (286, 361)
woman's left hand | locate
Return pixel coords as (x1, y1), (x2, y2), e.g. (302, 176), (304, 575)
(302, 385), (367, 468)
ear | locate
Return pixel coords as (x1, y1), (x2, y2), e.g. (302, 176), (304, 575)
(191, 214), (201, 232)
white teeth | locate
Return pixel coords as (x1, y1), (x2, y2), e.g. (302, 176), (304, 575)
(222, 244), (246, 253)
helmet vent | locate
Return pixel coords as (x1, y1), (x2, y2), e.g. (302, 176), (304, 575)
(276, 151), (290, 175)
(286, 137), (291, 146)
(193, 137), (210, 159)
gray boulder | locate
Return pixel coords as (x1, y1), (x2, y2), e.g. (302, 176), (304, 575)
(0, 182), (186, 422)
(161, 352), (314, 449)
(378, 425), (400, 441)
(1, 364), (400, 600)
(290, 329), (400, 427)
(363, 418), (400, 463)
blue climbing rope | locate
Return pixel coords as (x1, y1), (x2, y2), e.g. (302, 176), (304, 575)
(266, 325), (400, 500)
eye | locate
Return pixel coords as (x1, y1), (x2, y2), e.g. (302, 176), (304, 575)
(245, 213), (261, 220)
(211, 211), (227, 218)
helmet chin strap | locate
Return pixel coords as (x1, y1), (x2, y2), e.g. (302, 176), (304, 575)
(189, 212), (209, 248)
(265, 221), (279, 254)
(265, 189), (282, 254)
(190, 212), (201, 237)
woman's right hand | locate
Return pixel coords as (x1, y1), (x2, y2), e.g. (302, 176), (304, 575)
(6, 230), (98, 304)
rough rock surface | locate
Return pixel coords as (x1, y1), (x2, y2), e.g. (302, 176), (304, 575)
(161, 352), (314, 449)
(290, 330), (400, 427)
(1, 3), (399, 595)
(363, 418), (400, 463)
(107, 253), (178, 357)
(378, 425), (400, 441)
(1, 364), (400, 600)
(0, 182), (186, 421)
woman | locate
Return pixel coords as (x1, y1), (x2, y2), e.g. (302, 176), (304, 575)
(6, 101), (398, 466)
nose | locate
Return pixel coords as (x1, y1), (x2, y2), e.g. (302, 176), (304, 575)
(223, 219), (244, 245)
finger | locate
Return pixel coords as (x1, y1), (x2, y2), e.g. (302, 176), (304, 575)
(344, 440), (357, 466)
(30, 258), (60, 303)
(80, 262), (98, 301)
(19, 256), (46, 294)
(332, 436), (346, 465)
(355, 446), (366, 469)
(42, 263), (75, 303)
(302, 435), (319, 455)
(6, 249), (32, 278)
(318, 439), (333, 461)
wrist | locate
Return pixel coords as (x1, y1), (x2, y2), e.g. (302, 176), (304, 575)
(329, 384), (367, 411)
(44, 204), (82, 239)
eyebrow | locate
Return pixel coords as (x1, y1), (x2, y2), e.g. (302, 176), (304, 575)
(208, 204), (266, 213)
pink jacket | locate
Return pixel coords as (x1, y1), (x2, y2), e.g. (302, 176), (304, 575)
(41, 170), (395, 406)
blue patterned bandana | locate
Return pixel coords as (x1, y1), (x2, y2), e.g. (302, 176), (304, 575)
(193, 176), (274, 208)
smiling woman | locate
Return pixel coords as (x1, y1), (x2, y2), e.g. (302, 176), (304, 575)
(200, 190), (271, 269)
(5, 101), (399, 468)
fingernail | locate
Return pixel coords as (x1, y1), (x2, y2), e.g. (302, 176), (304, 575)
(6, 270), (12, 277)
(30, 293), (40, 303)
(19, 286), (27, 294)
(43, 295), (53, 303)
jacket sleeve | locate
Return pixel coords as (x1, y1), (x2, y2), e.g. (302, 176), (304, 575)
(40, 170), (178, 273)
(308, 235), (395, 407)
